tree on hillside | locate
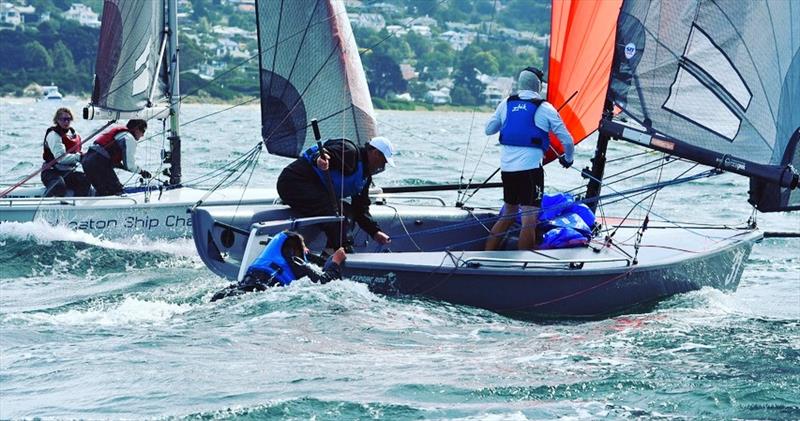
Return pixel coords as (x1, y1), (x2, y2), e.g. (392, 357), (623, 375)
(51, 41), (77, 73)
(362, 52), (407, 98)
(23, 41), (53, 70)
(451, 45), (498, 105)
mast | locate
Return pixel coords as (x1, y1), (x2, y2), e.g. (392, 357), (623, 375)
(583, 99), (613, 214)
(166, 0), (181, 185)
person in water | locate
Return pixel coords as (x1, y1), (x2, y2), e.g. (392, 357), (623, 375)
(484, 67), (575, 250)
(41, 107), (91, 197)
(81, 119), (152, 196)
(210, 230), (347, 301)
(276, 136), (394, 251)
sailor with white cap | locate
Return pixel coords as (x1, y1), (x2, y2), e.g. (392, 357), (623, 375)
(276, 135), (396, 251)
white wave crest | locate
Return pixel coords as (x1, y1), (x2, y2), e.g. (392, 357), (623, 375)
(16, 297), (192, 326)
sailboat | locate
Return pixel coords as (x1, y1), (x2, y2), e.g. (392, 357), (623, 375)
(192, 0), (798, 318)
(0, 0), (278, 239)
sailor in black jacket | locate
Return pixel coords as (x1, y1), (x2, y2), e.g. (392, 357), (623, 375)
(276, 137), (395, 250)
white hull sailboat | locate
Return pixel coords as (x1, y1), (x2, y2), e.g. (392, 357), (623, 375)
(0, 0), (278, 239)
(192, 0), (798, 318)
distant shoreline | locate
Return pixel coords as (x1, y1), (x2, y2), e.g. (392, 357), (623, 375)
(1, 95), (493, 113)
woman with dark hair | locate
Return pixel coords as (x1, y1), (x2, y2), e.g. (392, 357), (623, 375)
(81, 119), (152, 196)
(41, 107), (90, 197)
(210, 231), (347, 301)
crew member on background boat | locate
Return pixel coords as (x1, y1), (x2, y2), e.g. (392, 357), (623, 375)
(210, 230), (346, 301)
(484, 67), (575, 251)
(41, 108), (91, 197)
(276, 136), (395, 252)
(81, 119), (152, 196)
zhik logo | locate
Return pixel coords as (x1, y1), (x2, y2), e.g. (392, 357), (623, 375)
(512, 103), (527, 112)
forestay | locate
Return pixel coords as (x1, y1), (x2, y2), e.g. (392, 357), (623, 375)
(256, 0), (377, 158)
(90, 0), (169, 114)
(606, 0), (799, 211)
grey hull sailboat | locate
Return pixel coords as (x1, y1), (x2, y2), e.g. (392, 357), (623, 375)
(0, 0), (279, 239)
(192, 0), (797, 318)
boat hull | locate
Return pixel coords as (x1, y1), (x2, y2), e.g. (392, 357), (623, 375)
(1, 187), (279, 239)
(192, 199), (762, 318)
(342, 233), (757, 318)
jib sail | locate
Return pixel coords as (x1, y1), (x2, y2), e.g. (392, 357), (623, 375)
(256, 0), (377, 158)
(89, 0), (169, 115)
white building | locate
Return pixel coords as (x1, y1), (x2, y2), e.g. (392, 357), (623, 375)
(478, 75), (514, 106)
(425, 90), (451, 105)
(439, 30), (475, 51)
(63, 3), (100, 28)
(0, 3), (22, 28)
(348, 13), (385, 31)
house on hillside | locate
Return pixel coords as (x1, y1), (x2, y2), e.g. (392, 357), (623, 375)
(439, 30), (475, 51)
(0, 3), (23, 28)
(478, 75), (514, 106)
(425, 90), (451, 105)
(63, 3), (100, 28)
(348, 13), (385, 31)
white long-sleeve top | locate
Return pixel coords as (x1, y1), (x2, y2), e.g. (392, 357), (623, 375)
(485, 90), (575, 172)
(44, 130), (82, 171)
(114, 131), (141, 174)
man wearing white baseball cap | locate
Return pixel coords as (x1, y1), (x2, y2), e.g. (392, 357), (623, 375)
(277, 136), (396, 252)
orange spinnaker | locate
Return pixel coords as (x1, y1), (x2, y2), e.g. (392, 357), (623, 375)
(545, 0), (622, 164)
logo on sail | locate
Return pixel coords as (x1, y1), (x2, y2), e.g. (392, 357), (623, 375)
(624, 43), (636, 59)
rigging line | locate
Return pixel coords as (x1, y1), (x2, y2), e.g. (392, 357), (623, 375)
(380, 203), (423, 252)
(457, 112), (476, 198)
(181, 97), (259, 127)
(267, 0), (285, 99)
(275, 0), (321, 103)
(181, 146), (260, 186)
(457, 112), (487, 205)
(357, 0), (450, 55)
(606, 150), (655, 164)
(230, 145), (263, 218)
(373, 118), (498, 172)
(191, 145), (261, 208)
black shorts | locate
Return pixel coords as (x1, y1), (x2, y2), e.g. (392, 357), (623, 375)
(501, 168), (544, 207)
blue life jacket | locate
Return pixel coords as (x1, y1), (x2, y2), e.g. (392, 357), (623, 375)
(303, 145), (367, 199)
(499, 95), (550, 151)
(246, 232), (298, 286)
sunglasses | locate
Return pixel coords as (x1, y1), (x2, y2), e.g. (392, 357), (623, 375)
(58, 117), (73, 122)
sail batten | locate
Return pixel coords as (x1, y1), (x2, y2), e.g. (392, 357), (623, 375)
(256, 0), (376, 158)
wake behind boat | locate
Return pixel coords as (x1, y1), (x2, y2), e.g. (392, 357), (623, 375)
(0, 0), (279, 239)
(192, 0), (798, 318)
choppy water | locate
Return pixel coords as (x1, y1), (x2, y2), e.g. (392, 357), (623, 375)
(1, 99), (798, 419)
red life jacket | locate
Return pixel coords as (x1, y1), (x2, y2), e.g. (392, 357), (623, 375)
(43, 126), (82, 163)
(93, 126), (130, 165)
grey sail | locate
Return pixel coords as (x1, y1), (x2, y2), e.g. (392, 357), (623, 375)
(90, 0), (169, 114)
(606, 0), (799, 210)
(256, 0), (377, 158)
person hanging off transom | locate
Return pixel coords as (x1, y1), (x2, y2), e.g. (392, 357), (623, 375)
(484, 67), (575, 251)
(210, 230), (347, 301)
(81, 119), (153, 196)
(41, 107), (91, 197)
(276, 136), (395, 253)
